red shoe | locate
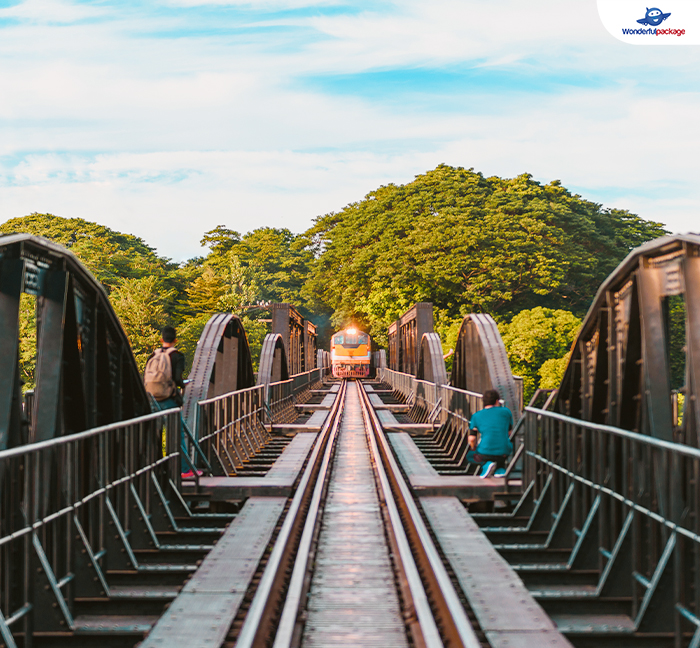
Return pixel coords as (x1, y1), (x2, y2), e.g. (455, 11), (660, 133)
(181, 470), (204, 479)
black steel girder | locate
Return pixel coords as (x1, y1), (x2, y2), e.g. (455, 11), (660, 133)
(0, 234), (149, 450)
(556, 234), (700, 445)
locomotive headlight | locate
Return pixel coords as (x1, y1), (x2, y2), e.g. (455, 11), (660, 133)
(347, 327), (357, 335)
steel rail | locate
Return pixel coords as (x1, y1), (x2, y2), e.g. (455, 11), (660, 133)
(271, 385), (345, 648)
(358, 382), (443, 648)
(235, 380), (347, 648)
(271, 380), (445, 648)
(358, 381), (483, 648)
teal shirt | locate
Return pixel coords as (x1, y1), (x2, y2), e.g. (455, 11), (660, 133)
(469, 406), (513, 456)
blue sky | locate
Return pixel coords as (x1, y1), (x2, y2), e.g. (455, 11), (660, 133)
(1, 0), (699, 260)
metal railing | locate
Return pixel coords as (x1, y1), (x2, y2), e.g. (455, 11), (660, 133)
(268, 380), (296, 423)
(523, 406), (700, 639)
(378, 367), (483, 432)
(194, 367), (330, 476)
(292, 367), (326, 395)
(0, 409), (181, 645)
(196, 385), (269, 476)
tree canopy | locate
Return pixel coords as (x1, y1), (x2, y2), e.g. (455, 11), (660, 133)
(499, 307), (582, 400)
(0, 213), (163, 290)
(307, 165), (667, 343)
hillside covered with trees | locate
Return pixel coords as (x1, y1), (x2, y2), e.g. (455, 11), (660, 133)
(1, 165), (667, 397)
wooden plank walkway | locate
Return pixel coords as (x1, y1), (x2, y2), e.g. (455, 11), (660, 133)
(305, 410), (329, 428)
(388, 432), (438, 477)
(266, 433), (318, 480)
(389, 432), (518, 499)
(141, 497), (286, 648)
(296, 393), (336, 410)
(420, 496), (573, 648)
(376, 408), (400, 427)
(376, 409), (434, 434)
(187, 433), (318, 500)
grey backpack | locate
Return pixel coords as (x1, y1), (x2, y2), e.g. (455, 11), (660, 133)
(144, 347), (176, 401)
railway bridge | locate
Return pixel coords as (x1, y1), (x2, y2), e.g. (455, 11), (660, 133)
(1, 233), (700, 648)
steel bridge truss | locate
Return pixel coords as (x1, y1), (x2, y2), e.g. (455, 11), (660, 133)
(388, 302), (434, 376)
(182, 313), (255, 435)
(270, 303), (317, 376)
(0, 409), (222, 645)
(494, 406), (700, 645)
(0, 235), (149, 451)
(557, 234), (700, 446)
(451, 312), (523, 419)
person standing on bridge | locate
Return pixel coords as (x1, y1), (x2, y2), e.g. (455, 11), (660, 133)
(466, 389), (513, 478)
(144, 327), (194, 476)
(144, 326), (185, 408)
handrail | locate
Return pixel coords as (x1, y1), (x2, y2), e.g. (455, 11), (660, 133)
(521, 397), (700, 640)
(0, 408), (180, 459)
(196, 383), (263, 407)
(526, 406), (700, 459)
(1, 408), (182, 642)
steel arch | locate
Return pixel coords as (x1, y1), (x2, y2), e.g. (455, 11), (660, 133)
(556, 233), (700, 445)
(182, 313), (255, 433)
(0, 234), (149, 450)
(257, 333), (290, 389)
(450, 313), (521, 418)
(416, 332), (448, 386)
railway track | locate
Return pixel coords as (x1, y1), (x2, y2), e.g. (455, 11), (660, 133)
(227, 380), (484, 648)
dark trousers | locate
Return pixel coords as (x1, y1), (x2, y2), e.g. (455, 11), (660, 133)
(466, 451), (508, 469)
(154, 397), (188, 472)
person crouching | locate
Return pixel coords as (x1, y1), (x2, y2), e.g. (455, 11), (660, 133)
(467, 389), (513, 478)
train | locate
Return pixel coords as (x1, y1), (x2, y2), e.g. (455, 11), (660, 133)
(330, 327), (371, 378)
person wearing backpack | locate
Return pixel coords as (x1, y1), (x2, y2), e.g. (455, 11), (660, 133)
(144, 326), (193, 475)
(144, 326), (185, 408)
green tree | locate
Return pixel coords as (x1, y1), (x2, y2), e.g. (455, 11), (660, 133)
(500, 307), (581, 400)
(18, 294), (37, 390)
(539, 353), (572, 391)
(200, 225), (240, 256)
(216, 253), (260, 312)
(110, 276), (175, 371)
(306, 165), (667, 340)
(0, 213), (165, 289)
(666, 295), (686, 390)
(241, 316), (269, 371)
(186, 266), (226, 314)
(176, 313), (214, 374)
(434, 314), (464, 374)
(200, 226), (314, 311)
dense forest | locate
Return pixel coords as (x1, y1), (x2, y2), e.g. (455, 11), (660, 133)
(1, 165), (668, 398)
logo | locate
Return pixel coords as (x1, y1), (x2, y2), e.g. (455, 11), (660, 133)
(637, 7), (671, 26)
(619, 5), (685, 35)
(597, 0), (698, 44)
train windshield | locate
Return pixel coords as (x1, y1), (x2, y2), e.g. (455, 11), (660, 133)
(334, 332), (368, 347)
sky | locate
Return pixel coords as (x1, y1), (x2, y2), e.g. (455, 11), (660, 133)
(0, 0), (699, 261)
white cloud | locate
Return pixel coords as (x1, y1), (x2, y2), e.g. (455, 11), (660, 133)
(0, 0), (105, 24)
(0, 0), (699, 260)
